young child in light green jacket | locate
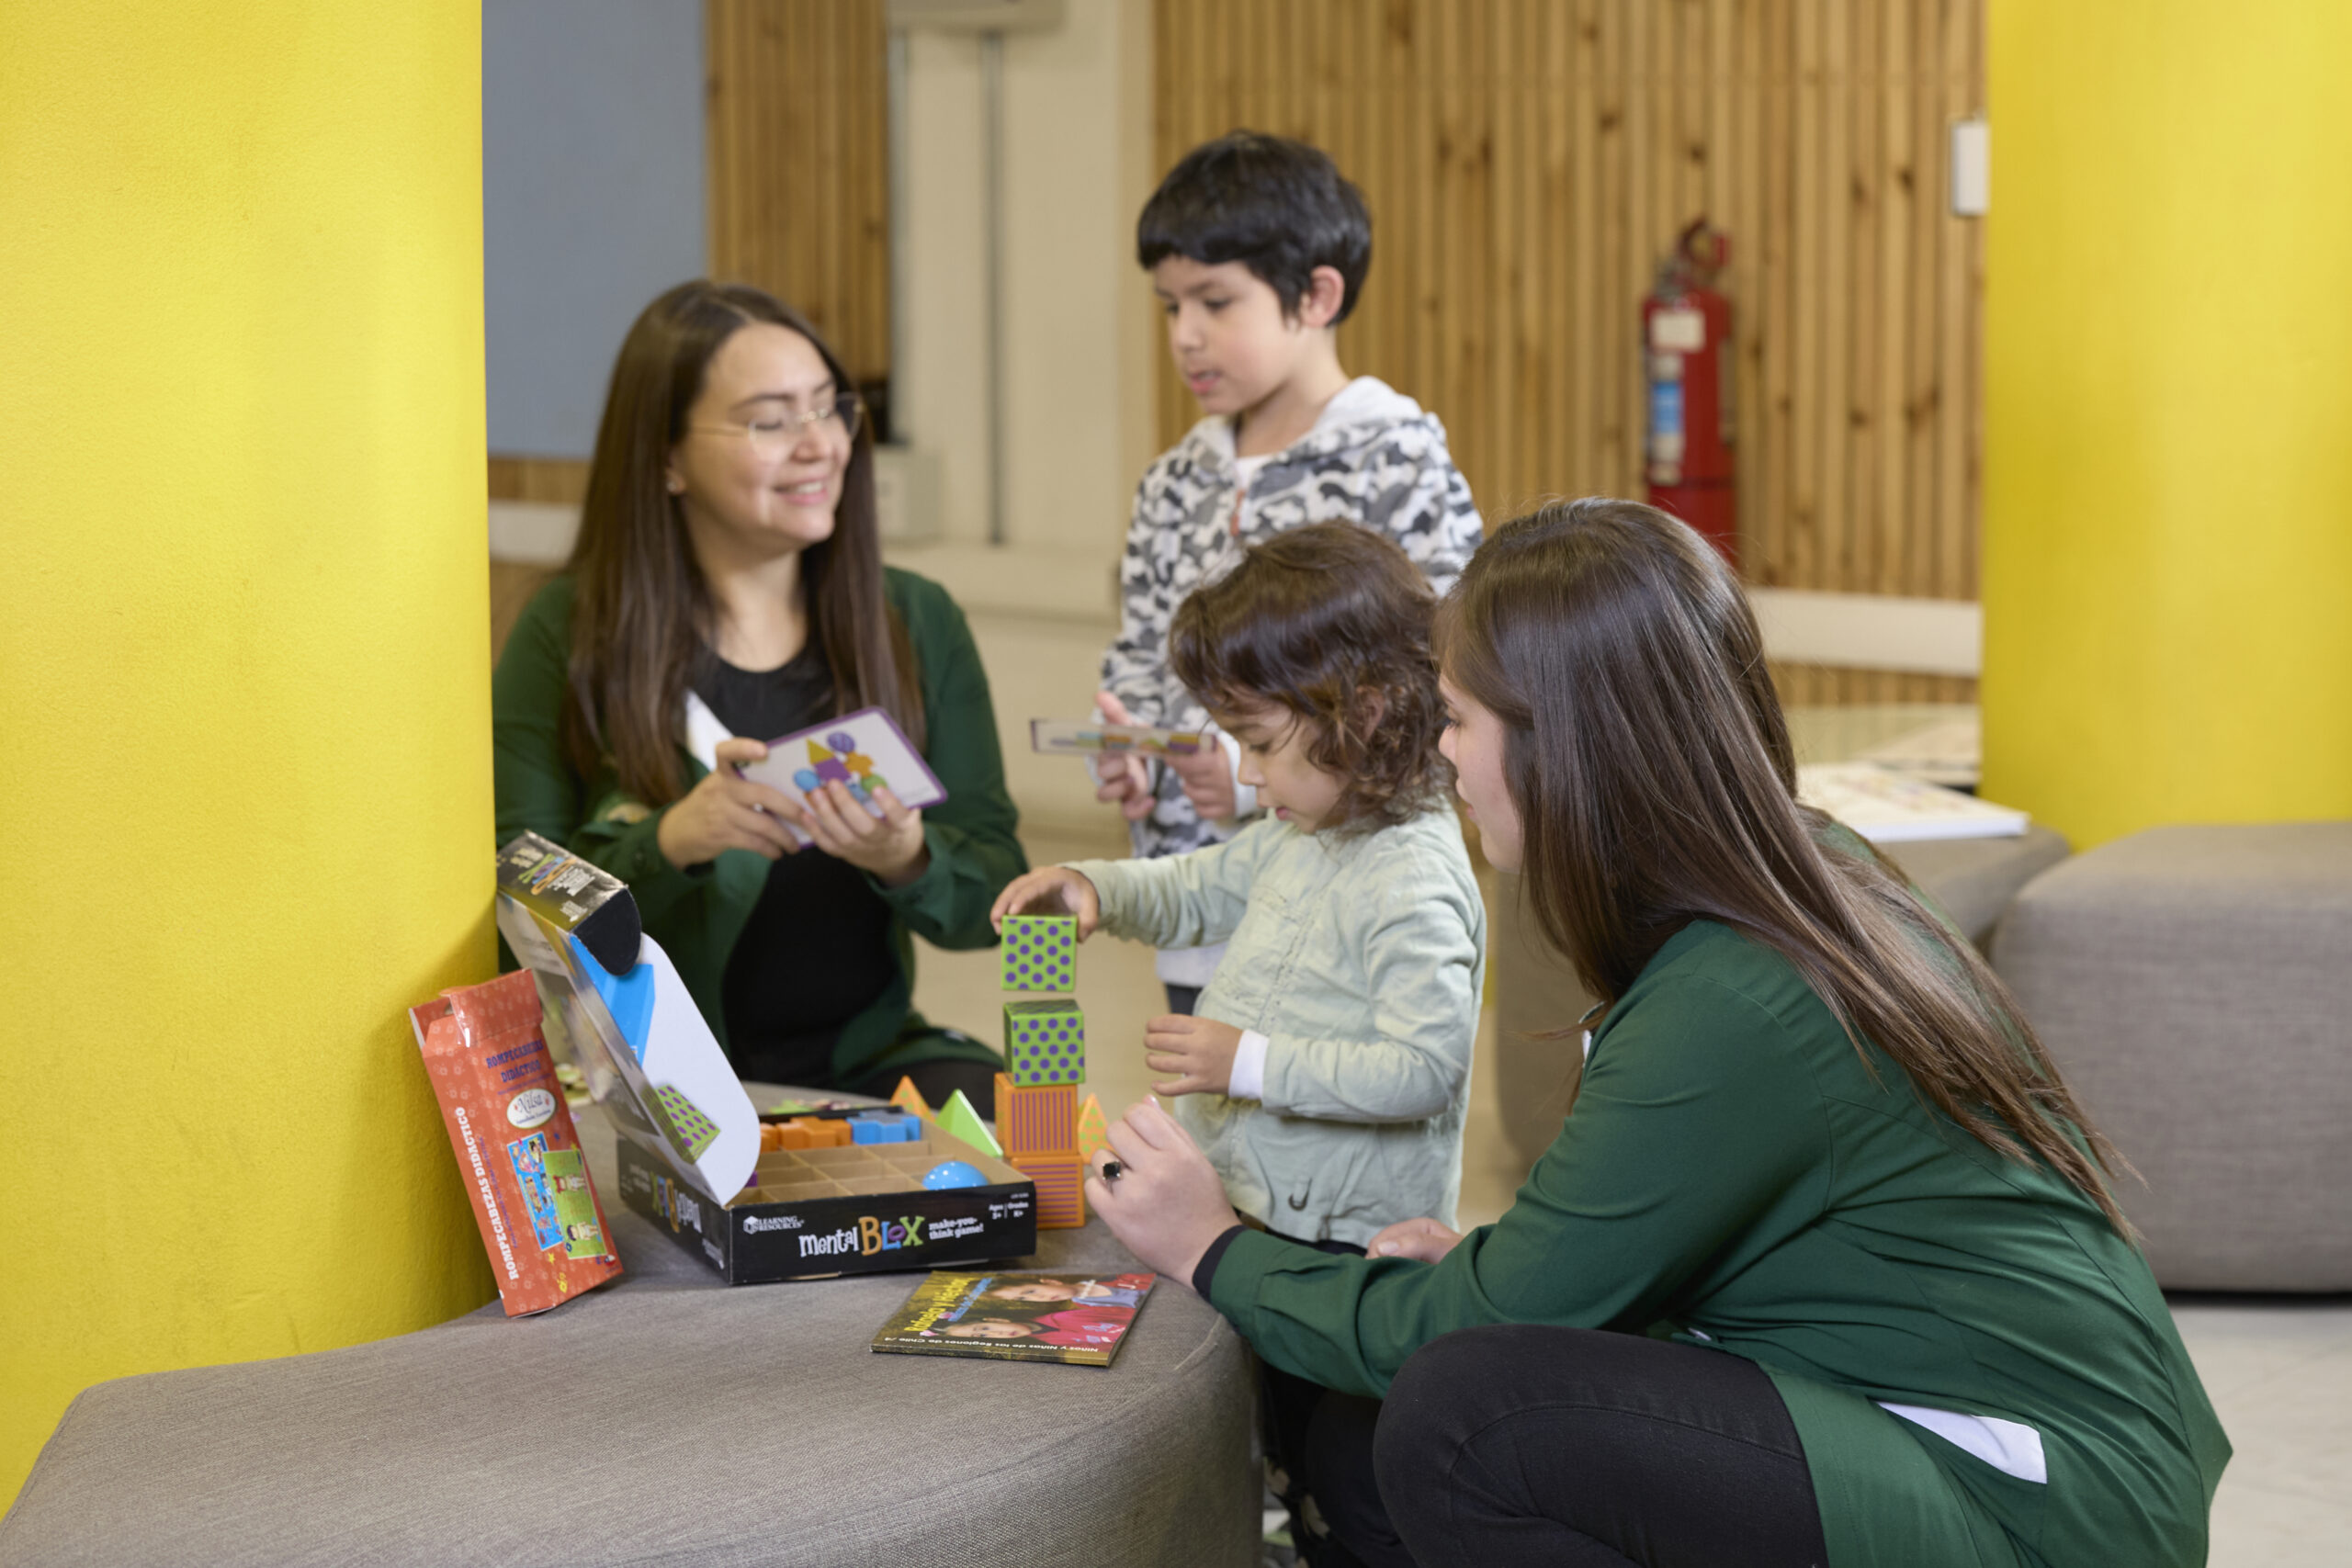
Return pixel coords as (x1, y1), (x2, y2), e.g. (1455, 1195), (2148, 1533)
(993, 524), (1485, 1250)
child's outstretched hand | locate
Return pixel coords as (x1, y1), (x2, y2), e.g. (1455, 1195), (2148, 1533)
(1144, 1014), (1242, 1096)
(990, 866), (1102, 939)
(1366, 1216), (1464, 1265)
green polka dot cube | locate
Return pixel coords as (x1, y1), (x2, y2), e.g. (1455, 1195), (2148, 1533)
(1002, 999), (1086, 1086)
(649, 1083), (720, 1160)
(999, 914), (1078, 993)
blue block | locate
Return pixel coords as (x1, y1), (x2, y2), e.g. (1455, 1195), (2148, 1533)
(851, 1111), (918, 1145)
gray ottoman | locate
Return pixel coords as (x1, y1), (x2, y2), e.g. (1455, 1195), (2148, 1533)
(0, 1100), (1257, 1567)
(1993, 824), (2352, 1291)
(1881, 826), (2071, 949)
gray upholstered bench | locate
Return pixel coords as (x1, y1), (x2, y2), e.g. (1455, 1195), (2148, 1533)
(1993, 823), (2352, 1291)
(1, 1100), (1257, 1567)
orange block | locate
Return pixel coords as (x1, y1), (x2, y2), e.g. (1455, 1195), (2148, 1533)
(786, 1116), (850, 1148)
(994, 1074), (1078, 1157)
(1011, 1151), (1087, 1229)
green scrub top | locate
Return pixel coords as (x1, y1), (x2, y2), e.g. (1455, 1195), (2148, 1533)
(1207, 919), (2229, 1567)
(492, 568), (1025, 1087)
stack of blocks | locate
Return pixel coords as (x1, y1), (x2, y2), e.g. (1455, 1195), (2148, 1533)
(998, 915), (1091, 1227)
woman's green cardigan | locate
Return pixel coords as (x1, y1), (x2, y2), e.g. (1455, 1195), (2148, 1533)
(492, 568), (1025, 1086)
(1205, 919), (2230, 1568)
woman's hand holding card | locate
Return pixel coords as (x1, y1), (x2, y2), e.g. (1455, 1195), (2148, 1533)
(799, 779), (930, 886)
(657, 738), (808, 868)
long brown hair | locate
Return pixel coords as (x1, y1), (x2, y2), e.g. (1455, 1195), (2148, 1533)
(1437, 498), (2135, 1235)
(1170, 524), (1450, 836)
(562, 280), (922, 805)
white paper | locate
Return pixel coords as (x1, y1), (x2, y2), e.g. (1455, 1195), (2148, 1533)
(1797, 761), (2028, 843)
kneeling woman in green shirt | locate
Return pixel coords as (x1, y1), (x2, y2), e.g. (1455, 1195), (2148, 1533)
(494, 281), (1025, 1112)
(1089, 499), (2227, 1568)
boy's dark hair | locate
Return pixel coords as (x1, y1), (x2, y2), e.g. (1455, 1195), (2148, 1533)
(1136, 131), (1372, 322)
(1170, 524), (1447, 836)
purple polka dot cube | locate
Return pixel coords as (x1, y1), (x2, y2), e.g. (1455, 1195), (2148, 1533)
(998, 914), (1077, 994)
(1002, 1000), (1086, 1086)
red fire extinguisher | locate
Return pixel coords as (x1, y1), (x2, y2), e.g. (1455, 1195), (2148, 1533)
(1644, 220), (1736, 566)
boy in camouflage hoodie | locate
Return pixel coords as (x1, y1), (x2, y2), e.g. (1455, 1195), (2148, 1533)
(1098, 131), (1483, 1010)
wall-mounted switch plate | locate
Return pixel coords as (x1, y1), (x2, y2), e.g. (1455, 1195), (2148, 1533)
(1951, 117), (1989, 217)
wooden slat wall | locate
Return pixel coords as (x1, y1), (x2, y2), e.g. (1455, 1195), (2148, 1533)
(491, 561), (560, 658)
(1155, 0), (1983, 704)
(487, 456), (589, 504)
(706, 0), (893, 385)
(493, 6), (889, 501)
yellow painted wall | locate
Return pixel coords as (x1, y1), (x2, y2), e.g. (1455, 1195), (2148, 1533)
(1982, 2), (2352, 846)
(0, 5), (494, 1502)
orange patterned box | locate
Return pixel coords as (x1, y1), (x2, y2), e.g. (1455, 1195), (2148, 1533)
(412, 969), (623, 1316)
(1009, 1151), (1087, 1230)
(993, 1074), (1078, 1157)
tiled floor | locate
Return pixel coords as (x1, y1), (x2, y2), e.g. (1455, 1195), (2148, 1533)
(914, 822), (2352, 1565)
(2169, 1299), (2352, 1564)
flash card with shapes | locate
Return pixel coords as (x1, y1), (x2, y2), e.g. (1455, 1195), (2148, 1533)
(1030, 717), (1204, 758)
(737, 706), (946, 846)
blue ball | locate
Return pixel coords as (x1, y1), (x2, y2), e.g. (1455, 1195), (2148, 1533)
(923, 1160), (989, 1190)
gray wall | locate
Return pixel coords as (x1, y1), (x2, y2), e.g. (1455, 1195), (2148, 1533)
(484, 0), (706, 457)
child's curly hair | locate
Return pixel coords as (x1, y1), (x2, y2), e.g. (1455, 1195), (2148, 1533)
(1170, 523), (1451, 837)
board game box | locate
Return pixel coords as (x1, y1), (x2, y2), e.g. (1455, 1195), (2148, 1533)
(493, 832), (1040, 1285)
(411, 968), (622, 1316)
(494, 832), (761, 1201)
(617, 1109), (1042, 1285)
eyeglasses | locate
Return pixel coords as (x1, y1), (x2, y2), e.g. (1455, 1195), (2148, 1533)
(689, 390), (865, 460)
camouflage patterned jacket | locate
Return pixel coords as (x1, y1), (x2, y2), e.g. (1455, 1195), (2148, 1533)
(1100, 377), (1484, 862)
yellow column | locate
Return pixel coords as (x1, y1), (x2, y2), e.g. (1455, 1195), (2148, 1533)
(1982, 2), (2352, 847)
(0, 5), (493, 1499)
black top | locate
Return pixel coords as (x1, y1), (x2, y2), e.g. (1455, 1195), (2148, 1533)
(694, 646), (896, 1086)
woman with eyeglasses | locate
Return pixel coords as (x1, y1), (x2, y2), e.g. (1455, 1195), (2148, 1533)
(494, 280), (1026, 1112)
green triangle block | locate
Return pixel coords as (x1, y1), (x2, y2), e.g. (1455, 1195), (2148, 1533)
(933, 1089), (1001, 1158)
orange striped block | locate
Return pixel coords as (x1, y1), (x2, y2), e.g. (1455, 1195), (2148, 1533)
(994, 1073), (1078, 1157)
(1011, 1151), (1087, 1229)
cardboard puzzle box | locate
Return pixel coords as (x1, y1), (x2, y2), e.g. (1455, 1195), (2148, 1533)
(492, 831), (1040, 1286)
(617, 1109), (1041, 1284)
(410, 967), (623, 1315)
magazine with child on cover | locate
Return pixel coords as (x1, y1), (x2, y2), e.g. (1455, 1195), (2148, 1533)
(869, 1269), (1157, 1367)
